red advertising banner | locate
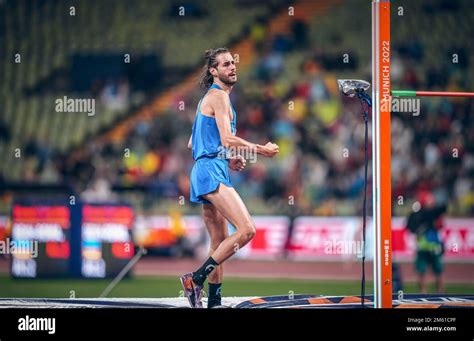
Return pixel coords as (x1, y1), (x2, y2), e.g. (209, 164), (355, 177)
(12, 205), (70, 228)
(287, 217), (362, 261)
(82, 205), (133, 227)
(134, 215), (204, 249)
(134, 215), (290, 259)
(392, 217), (474, 262)
(288, 217), (474, 262)
(0, 216), (8, 242)
(238, 216), (290, 259)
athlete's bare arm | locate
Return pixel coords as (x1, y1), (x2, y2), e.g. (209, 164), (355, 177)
(187, 135), (192, 149)
(208, 90), (279, 157)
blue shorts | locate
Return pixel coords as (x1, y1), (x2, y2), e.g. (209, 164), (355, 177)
(190, 157), (233, 204)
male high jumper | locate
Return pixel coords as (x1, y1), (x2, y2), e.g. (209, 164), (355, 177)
(180, 47), (279, 308)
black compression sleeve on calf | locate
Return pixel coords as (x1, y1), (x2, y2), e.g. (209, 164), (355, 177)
(192, 257), (219, 286)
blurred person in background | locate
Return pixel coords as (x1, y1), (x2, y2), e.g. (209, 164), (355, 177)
(406, 190), (447, 294)
(81, 177), (118, 203)
(169, 209), (194, 258)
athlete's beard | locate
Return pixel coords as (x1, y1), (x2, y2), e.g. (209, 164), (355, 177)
(218, 73), (237, 86)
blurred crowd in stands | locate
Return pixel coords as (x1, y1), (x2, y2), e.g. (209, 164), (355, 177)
(4, 1), (473, 217)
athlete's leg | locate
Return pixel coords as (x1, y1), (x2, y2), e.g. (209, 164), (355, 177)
(434, 274), (445, 294)
(202, 203), (227, 308)
(202, 203), (227, 284)
(432, 255), (445, 293)
(202, 184), (256, 264)
(418, 273), (427, 294)
(415, 252), (427, 293)
(182, 184), (255, 307)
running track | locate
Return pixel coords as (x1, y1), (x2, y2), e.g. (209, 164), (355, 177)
(0, 258), (472, 283)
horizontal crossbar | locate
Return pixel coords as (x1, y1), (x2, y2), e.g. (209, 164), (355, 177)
(391, 90), (474, 97)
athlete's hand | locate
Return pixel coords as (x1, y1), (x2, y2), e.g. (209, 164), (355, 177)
(229, 155), (246, 171)
(262, 142), (279, 157)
